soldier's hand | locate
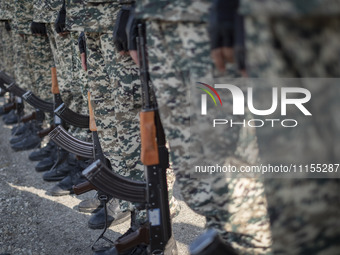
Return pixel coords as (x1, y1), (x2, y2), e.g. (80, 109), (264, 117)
(31, 22), (47, 35)
(55, 3), (68, 34)
(208, 0), (238, 73)
(126, 7), (140, 66)
(113, 7), (131, 55)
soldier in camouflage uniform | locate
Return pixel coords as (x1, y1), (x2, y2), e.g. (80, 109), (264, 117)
(239, 0), (340, 254)
(135, 1), (273, 254)
(0, 0), (15, 77)
(81, 0), (179, 226)
(33, 0), (83, 112)
(14, 0), (53, 102)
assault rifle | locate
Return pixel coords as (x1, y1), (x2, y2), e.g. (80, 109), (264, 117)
(82, 24), (175, 255)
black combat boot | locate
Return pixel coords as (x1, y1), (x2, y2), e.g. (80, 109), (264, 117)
(77, 196), (103, 213)
(49, 159), (91, 196)
(87, 198), (130, 229)
(29, 140), (56, 161)
(43, 153), (77, 181)
(35, 146), (67, 172)
(190, 229), (237, 255)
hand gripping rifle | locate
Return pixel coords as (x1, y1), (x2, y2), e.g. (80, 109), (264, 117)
(82, 24), (175, 255)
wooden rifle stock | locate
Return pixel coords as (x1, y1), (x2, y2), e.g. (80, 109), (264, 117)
(115, 226), (150, 253)
(73, 180), (96, 195)
(4, 102), (16, 112)
(37, 125), (55, 138)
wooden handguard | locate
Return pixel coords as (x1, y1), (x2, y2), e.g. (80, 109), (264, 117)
(87, 92), (97, 132)
(140, 111), (159, 166)
(51, 67), (60, 94)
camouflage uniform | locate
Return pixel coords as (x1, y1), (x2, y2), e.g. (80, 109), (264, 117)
(83, 1), (146, 216)
(0, 0), (15, 77)
(14, 0), (54, 103)
(136, 1), (273, 254)
(33, 0), (79, 111)
(240, 0), (340, 254)
(83, 1), (180, 218)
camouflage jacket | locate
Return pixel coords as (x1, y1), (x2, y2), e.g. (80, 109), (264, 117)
(66, 0), (87, 31)
(135, 0), (211, 22)
(14, 0), (34, 34)
(240, 0), (340, 17)
(0, 0), (14, 21)
(83, 1), (119, 33)
(33, 0), (63, 23)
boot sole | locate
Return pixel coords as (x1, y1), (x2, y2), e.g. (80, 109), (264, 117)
(50, 189), (74, 197)
(43, 175), (68, 182)
(78, 205), (103, 214)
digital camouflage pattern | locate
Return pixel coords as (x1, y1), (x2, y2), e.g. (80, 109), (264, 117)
(84, 1), (179, 218)
(65, 0), (87, 32)
(145, 19), (273, 254)
(0, 0), (14, 21)
(240, 0), (340, 17)
(28, 34), (54, 102)
(13, 0), (54, 102)
(14, 0), (33, 35)
(53, 30), (85, 113)
(242, 0), (340, 252)
(33, 0), (62, 23)
(12, 33), (33, 91)
(0, 1), (15, 76)
(84, 2), (119, 33)
(135, 0), (210, 22)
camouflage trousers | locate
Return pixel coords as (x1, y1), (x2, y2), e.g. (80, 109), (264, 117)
(0, 22), (14, 76)
(67, 31), (89, 140)
(245, 15), (340, 254)
(146, 20), (272, 254)
(28, 34), (54, 102)
(46, 23), (77, 110)
(11, 33), (35, 112)
(12, 33), (33, 91)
